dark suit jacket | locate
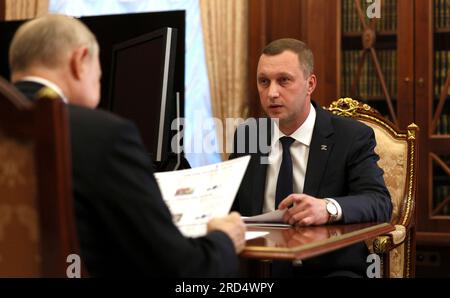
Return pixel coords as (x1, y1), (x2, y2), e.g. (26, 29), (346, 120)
(16, 81), (238, 277)
(229, 101), (392, 276)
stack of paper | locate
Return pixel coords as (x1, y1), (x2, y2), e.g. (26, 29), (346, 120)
(243, 209), (291, 228)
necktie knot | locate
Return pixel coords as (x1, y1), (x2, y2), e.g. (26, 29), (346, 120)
(279, 136), (295, 150)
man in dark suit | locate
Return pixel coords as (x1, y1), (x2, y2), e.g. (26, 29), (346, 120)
(230, 38), (392, 277)
(9, 14), (246, 277)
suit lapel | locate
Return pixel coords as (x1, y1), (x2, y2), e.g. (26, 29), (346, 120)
(250, 155), (268, 214)
(303, 103), (334, 197)
(244, 118), (271, 214)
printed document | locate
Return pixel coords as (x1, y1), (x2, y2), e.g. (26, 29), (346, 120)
(154, 156), (250, 237)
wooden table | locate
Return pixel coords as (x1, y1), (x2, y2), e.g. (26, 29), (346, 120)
(240, 222), (394, 277)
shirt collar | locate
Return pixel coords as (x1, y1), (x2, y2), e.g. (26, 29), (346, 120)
(272, 103), (316, 147)
(20, 76), (69, 104)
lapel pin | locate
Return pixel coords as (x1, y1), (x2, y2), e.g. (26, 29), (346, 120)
(321, 145), (327, 151)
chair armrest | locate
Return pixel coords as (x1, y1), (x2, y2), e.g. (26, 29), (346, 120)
(373, 225), (407, 253)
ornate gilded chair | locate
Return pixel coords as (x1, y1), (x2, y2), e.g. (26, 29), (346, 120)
(327, 98), (418, 278)
(0, 76), (80, 277)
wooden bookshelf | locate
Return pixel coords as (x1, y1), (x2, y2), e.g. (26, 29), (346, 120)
(435, 28), (450, 34)
(335, 0), (450, 243)
(415, 0), (450, 242)
(339, 0), (411, 127)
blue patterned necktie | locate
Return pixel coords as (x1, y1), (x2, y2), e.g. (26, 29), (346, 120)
(275, 136), (295, 209)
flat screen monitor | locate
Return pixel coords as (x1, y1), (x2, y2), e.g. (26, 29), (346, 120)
(0, 11), (185, 167)
(109, 27), (177, 163)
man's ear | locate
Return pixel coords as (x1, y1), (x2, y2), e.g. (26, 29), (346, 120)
(69, 47), (89, 81)
(307, 74), (317, 95)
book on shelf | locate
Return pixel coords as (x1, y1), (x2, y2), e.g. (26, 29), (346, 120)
(433, 155), (450, 215)
(436, 113), (450, 135)
(442, 185), (449, 215)
(435, 0), (450, 30)
(341, 49), (396, 101)
(342, 0), (397, 34)
(433, 51), (450, 99)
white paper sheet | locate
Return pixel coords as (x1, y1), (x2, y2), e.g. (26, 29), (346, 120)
(154, 156), (250, 237)
(243, 209), (286, 223)
(242, 209), (291, 227)
(245, 231), (269, 241)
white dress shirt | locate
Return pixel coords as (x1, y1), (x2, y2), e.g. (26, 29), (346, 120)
(262, 103), (343, 221)
(20, 76), (69, 104)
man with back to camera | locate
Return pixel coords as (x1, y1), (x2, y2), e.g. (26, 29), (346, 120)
(230, 38), (392, 277)
(9, 14), (246, 277)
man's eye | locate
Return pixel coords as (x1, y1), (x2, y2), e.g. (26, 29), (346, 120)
(279, 77), (290, 84)
(258, 79), (269, 86)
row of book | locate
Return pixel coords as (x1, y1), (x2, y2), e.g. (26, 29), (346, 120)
(434, 51), (450, 98)
(436, 113), (450, 135)
(434, 0), (450, 29)
(342, 0), (397, 33)
(341, 50), (397, 99)
(434, 184), (450, 215)
(431, 2), (450, 218)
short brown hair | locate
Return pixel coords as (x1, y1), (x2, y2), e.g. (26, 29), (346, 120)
(262, 38), (314, 77)
(9, 14), (99, 73)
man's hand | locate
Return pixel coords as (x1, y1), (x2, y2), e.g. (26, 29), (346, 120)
(207, 211), (246, 253)
(278, 194), (329, 226)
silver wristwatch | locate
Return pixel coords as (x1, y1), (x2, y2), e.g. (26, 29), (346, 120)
(324, 199), (338, 223)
